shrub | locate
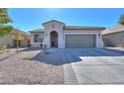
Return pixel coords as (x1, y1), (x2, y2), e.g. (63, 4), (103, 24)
(0, 45), (8, 51)
(6, 44), (10, 48)
(2, 45), (8, 51)
(0, 48), (2, 51)
(43, 44), (47, 49)
(27, 44), (31, 48)
(40, 43), (43, 48)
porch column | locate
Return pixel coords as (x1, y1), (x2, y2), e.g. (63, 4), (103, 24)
(96, 34), (99, 48)
(96, 33), (104, 48)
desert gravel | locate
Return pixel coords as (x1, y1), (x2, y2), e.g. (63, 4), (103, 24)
(0, 48), (64, 84)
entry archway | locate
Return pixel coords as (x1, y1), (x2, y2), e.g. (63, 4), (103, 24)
(50, 31), (58, 48)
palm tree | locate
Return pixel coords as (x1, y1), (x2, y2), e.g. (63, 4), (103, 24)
(12, 31), (24, 53)
(0, 8), (13, 37)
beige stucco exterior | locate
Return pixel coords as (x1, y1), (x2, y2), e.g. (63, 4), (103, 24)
(0, 35), (13, 48)
(102, 24), (124, 47)
(30, 31), (44, 47)
(0, 29), (30, 48)
(103, 32), (124, 47)
(30, 20), (105, 48)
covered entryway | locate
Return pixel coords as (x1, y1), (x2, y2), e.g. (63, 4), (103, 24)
(51, 31), (58, 48)
(65, 35), (96, 48)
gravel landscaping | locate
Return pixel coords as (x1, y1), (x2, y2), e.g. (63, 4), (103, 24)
(0, 48), (64, 84)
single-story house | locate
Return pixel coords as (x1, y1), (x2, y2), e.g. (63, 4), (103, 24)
(102, 24), (124, 47)
(29, 20), (105, 48)
(0, 29), (30, 48)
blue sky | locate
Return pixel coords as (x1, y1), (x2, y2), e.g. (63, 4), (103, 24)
(8, 8), (124, 32)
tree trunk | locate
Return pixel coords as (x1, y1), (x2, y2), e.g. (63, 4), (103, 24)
(16, 40), (19, 53)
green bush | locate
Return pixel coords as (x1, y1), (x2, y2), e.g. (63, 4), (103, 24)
(0, 45), (8, 51)
(43, 44), (47, 49)
(0, 48), (2, 51)
(3, 45), (7, 50)
(27, 44), (31, 48)
(6, 44), (10, 48)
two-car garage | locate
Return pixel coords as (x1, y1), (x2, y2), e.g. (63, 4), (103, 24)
(65, 34), (96, 48)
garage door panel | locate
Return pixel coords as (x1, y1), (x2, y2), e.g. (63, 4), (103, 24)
(65, 35), (95, 48)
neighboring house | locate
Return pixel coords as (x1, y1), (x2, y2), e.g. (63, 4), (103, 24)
(29, 20), (105, 48)
(102, 24), (124, 47)
(0, 29), (30, 48)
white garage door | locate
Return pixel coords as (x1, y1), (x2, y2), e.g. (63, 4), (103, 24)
(65, 35), (96, 48)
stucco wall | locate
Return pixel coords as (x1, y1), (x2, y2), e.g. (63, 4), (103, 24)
(31, 30), (104, 48)
(43, 21), (65, 48)
(0, 35), (13, 48)
(0, 35), (30, 48)
(20, 39), (29, 47)
(30, 20), (104, 48)
(30, 32), (44, 47)
(103, 31), (124, 47)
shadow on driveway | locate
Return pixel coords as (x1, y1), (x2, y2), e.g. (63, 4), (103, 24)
(31, 49), (81, 66)
(29, 48), (124, 66)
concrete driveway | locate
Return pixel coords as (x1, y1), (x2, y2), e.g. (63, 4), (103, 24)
(45, 48), (124, 84)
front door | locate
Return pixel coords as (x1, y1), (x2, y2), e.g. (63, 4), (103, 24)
(51, 31), (58, 48)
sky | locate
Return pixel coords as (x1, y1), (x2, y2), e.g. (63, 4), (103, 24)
(8, 8), (124, 32)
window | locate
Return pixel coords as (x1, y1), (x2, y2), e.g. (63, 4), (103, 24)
(34, 34), (43, 43)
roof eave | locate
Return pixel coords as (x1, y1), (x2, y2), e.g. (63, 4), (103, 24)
(42, 20), (65, 26)
(64, 27), (105, 30)
(102, 30), (124, 35)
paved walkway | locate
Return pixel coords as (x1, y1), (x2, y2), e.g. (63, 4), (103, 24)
(106, 47), (124, 53)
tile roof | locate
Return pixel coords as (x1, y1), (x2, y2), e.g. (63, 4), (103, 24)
(64, 26), (105, 30)
(102, 24), (124, 35)
(42, 20), (65, 25)
(12, 29), (29, 35)
(29, 28), (44, 33)
(28, 26), (105, 33)
(11, 28), (30, 39)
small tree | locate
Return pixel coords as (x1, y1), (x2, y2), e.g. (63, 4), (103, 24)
(119, 15), (124, 25)
(0, 8), (13, 37)
(12, 31), (24, 53)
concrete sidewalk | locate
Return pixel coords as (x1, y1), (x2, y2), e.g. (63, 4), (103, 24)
(106, 47), (124, 54)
